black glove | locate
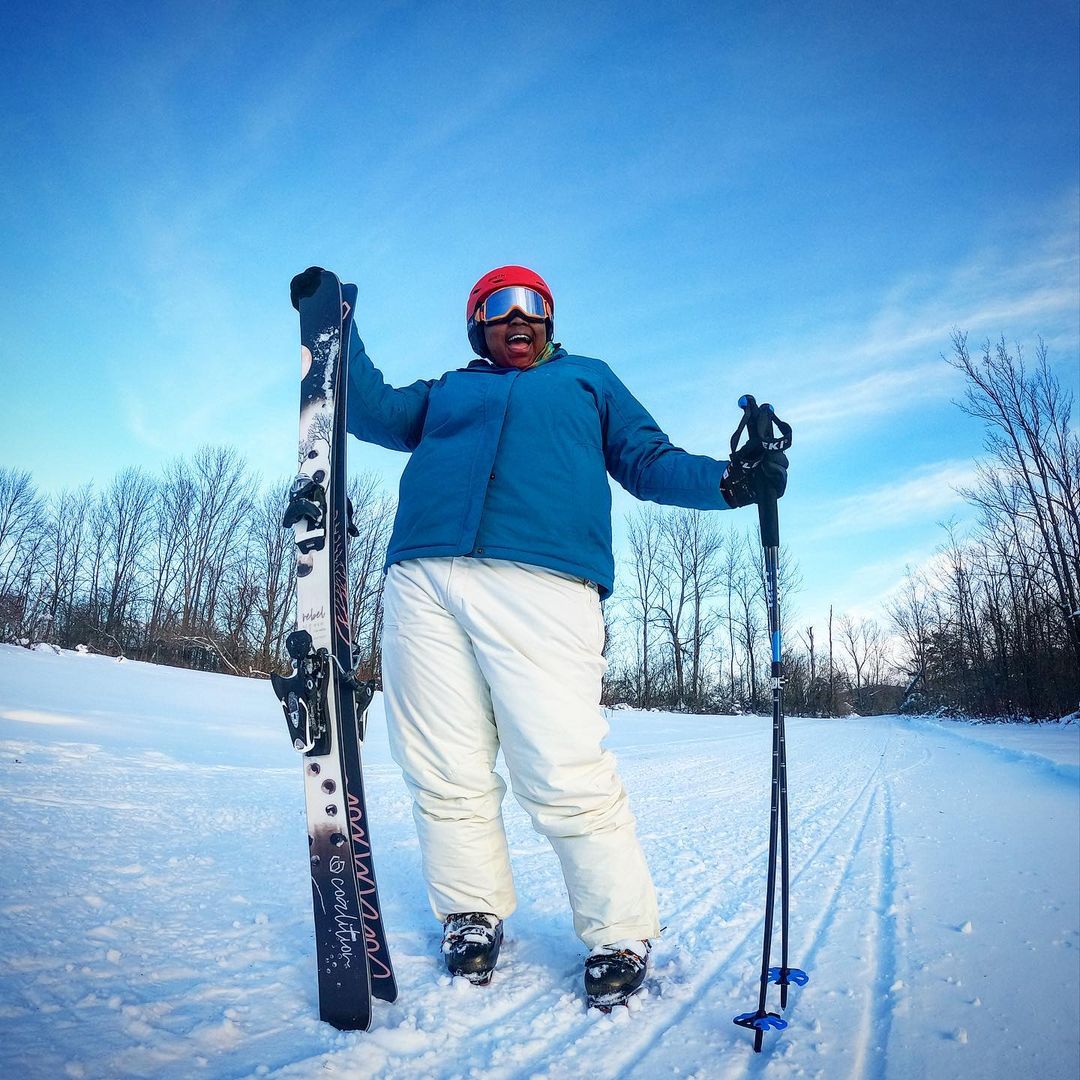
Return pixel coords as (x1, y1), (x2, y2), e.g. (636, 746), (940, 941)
(722, 396), (791, 509)
(720, 446), (789, 508)
(290, 266), (326, 311)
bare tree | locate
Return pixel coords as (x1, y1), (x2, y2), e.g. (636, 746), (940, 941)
(948, 333), (1080, 666)
(219, 550), (261, 669)
(721, 537), (743, 702)
(145, 458), (196, 645)
(174, 446), (255, 636)
(347, 473), (395, 678)
(0, 468), (46, 638)
(249, 481), (295, 672)
(683, 511), (726, 706)
(800, 625), (819, 714)
(827, 605), (836, 716)
(99, 468), (156, 643)
(39, 484), (93, 643)
(624, 506), (663, 708)
(888, 571), (934, 709)
(839, 614), (886, 713)
(653, 510), (697, 709)
(730, 531), (764, 709)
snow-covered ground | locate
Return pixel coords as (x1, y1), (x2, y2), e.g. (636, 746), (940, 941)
(0, 645), (1077, 1080)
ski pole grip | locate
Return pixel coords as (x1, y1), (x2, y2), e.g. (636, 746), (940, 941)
(730, 396), (787, 549)
(757, 402), (785, 548)
(757, 491), (780, 548)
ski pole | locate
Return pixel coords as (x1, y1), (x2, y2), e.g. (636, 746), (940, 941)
(730, 395), (806, 1052)
(752, 400), (807, 1016)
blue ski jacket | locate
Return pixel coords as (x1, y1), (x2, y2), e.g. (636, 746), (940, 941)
(345, 326), (732, 598)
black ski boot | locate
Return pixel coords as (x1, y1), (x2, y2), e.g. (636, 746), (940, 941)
(441, 912), (503, 985)
(584, 939), (652, 1010)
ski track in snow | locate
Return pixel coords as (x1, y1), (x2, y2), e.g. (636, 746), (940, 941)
(0, 645), (1077, 1080)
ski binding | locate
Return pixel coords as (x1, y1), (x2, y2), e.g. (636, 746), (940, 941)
(270, 629), (330, 753)
(282, 473), (327, 553)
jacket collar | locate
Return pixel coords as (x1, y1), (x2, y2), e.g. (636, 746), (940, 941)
(464, 345), (567, 373)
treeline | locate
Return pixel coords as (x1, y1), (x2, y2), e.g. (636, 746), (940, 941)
(0, 446), (884, 714)
(0, 448), (393, 677)
(600, 508), (897, 716)
(887, 335), (1079, 719)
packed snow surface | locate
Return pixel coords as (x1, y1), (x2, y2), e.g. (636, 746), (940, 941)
(0, 645), (1077, 1080)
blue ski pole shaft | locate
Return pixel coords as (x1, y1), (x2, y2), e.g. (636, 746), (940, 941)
(760, 540), (783, 1040)
(736, 537), (783, 1054)
(780, 741), (791, 1008)
(768, 543), (793, 1010)
(762, 622), (783, 1052)
(761, 440), (807, 1015)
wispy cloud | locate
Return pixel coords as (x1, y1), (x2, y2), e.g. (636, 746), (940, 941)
(806, 458), (980, 541)
(790, 359), (952, 430)
(719, 207), (1080, 443)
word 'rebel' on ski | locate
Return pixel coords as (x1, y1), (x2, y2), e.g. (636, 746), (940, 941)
(271, 267), (397, 1031)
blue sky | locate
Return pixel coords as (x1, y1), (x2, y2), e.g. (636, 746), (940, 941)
(2, 0), (1078, 635)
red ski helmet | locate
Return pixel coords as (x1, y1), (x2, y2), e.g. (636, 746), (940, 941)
(466, 265), (554, 358)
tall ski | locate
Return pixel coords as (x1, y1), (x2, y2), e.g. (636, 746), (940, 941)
(271, 267), (397, 1031)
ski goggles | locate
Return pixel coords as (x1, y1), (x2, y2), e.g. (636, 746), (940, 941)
(474, 286), (550, 323)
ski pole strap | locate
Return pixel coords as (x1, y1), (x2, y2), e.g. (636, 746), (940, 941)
(729, 395), (792, 548)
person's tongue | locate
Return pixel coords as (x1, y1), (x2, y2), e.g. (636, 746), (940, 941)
(505, 329), (533, 364)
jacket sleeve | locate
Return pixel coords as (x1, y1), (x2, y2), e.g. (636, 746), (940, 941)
(345, 323), (432, 452)
(600, 363), (731, 510)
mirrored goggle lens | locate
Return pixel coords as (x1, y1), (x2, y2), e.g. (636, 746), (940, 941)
(478, 286), (548, 322)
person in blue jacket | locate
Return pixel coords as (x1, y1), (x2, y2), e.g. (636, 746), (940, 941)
(346, 264), (786, 1008)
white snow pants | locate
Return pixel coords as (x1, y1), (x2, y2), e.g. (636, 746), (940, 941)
(381, 556), (660, 948)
